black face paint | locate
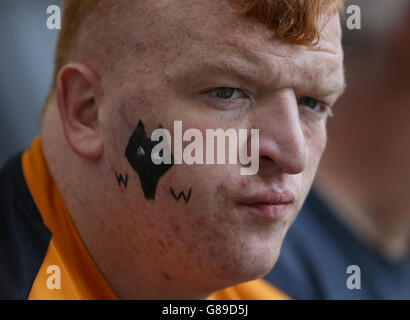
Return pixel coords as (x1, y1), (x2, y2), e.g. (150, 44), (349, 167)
(170, 187), (192, 204)
(114, 171), (128, 188)
(125, 120), (173, 200)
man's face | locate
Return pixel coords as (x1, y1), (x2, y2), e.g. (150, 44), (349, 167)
(97, 0), (344, 293)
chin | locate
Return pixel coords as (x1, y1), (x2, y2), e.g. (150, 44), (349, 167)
(246, 248), (280, 279)
(215, 241), (281, 285)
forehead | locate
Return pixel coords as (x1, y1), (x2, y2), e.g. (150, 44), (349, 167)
(119, 0), (344, 93)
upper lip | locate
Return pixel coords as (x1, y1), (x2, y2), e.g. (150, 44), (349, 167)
(237, 189), (296, 206)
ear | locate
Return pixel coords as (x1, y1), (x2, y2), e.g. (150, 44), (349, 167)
(56, 63), (103, 159)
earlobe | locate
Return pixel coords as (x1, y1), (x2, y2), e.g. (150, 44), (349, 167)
(57, 63), (104, 160)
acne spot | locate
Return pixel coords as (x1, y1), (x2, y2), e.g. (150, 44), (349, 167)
(142, 62), (151, 73)
(240, 177), (251, 188)
(185, 246), (194, 255)
(210, 251), (222, 260)
(119, 187), (125, 194)
(147, 221), (154, 230)
(170, 221), (180, 234)
(162, 273), (172, 281)
(132, 243), (141, 255)
(209, 246), (223, 260)
(195, 217), (205, 227)
(282, 218), (288, 226)
(105, 45), (114, 56)
(158, 239), (166, 249)
(218, 176), (232, 191)
(130, 87), (148, 108)
(304, 127), (312, 138)
(134, 41), (146, 53)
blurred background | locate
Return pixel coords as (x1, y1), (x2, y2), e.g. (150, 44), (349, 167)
(0, 0), (61, 166)
(0, 0), (409, 299)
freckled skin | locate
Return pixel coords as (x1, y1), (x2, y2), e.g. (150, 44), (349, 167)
(43, 0), (344, 299)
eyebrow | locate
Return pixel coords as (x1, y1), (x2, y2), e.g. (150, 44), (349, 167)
(168, 45), (346, 98)
(191, 59), (346, 100)
(322, 80), (346, 98)
(335, 82), (346, 98)
(167, 54), (265, 88)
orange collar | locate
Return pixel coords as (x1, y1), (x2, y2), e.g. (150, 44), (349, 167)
(23, 137), (117, 299)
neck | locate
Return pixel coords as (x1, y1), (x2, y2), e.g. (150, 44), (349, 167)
(315, 170), (410, 262)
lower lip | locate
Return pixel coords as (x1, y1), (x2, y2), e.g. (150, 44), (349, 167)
(238, 203), (290, 221)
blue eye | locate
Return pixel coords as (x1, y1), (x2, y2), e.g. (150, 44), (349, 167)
(211, 87), (242, 100)
(298, 96), (333, 118)
(299, 96), (322, 110)
(201, 87), (252, 111)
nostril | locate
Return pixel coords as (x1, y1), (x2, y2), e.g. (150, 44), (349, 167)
(259, 156), (272, 165)
(260, 155), (282, 170)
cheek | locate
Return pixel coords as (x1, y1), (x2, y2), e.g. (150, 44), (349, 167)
(299, 123), (327, 191)
(162, 163), (229, 209)
(306, 121), (328, 161)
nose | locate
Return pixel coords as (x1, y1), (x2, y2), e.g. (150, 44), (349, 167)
(255, 89), (307, 175)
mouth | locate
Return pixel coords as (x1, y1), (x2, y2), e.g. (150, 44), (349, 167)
(236, 189), (296, 221)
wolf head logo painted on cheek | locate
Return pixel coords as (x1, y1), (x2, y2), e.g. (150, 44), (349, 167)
(125, 120), (174, 200)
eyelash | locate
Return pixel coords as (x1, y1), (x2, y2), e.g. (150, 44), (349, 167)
(207, 87), (244, 100)
(202, 87), (250, 109)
